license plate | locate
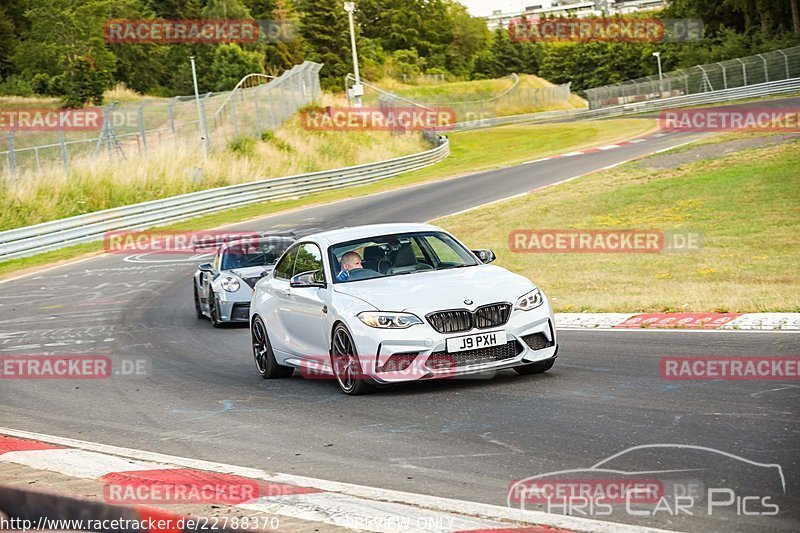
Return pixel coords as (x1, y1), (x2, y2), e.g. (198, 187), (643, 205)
(446, 330), (507, 353)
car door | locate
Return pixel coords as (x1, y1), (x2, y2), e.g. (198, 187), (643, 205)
(261, 244), (299, 358)
(283, 243), (330, 363)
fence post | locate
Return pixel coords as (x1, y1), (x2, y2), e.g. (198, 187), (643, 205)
(718, 63), (727, 90)
(757, 54), (769, 82)
(34, 146), (41, 172)
(168, 96), (179, 136)
(7, 129), (16, 178)
(735, 58), (747, 86)
(138, 100), (148, 154)
(777, 50), (790, 79)
(201, 92), (212, 148)
(58, 124), (69, 173)
(253, 85), (263, 138)
(230, 93), (239, 137)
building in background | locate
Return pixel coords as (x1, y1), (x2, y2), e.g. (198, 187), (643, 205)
(484, 0), (670, 31)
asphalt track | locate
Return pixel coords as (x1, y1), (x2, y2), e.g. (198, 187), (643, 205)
(1, 119), (799, 532)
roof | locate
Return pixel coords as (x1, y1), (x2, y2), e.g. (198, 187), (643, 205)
(303, 223), (445, 246)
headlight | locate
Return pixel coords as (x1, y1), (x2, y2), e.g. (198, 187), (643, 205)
(358, 311), (423, 329)
(516, 288), (544, 311)
(221, 276), (240, 292)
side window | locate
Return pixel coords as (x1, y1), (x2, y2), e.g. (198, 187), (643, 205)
(274, 245), (299, 279)
(424, 235), (462, 264)
(411, 239), (429, 263)
(293, 243), (325, 280)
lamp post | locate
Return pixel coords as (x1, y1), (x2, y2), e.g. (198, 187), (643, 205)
(343, 2), (363, 107)
(190, 56), (208, 163)
(652, 51), (663, 95)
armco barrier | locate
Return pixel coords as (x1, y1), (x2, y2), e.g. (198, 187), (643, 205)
(0, 137), (448, 261)
(2, 74), (798, 262)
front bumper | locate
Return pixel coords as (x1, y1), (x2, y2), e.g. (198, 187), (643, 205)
(214, 292), (251, 323)
(348, 304), (557, 384)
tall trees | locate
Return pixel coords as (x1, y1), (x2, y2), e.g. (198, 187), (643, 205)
(295, 0), (351, 90)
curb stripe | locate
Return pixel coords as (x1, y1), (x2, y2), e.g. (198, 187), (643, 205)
(0, 430), (675, 533)
(556, 313), (800, 331)
(0, 435), (61, 454)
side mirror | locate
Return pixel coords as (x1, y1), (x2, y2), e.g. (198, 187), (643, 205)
(198, 262), (215, 273)
(472, 249), (496, 264)
(290, 270), (326, 288)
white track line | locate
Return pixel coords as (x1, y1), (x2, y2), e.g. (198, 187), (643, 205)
(0, 427), (675, 533)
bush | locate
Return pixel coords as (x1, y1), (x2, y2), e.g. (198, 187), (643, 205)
(0, 76), (34, 96)
(228, 136), (257, 157)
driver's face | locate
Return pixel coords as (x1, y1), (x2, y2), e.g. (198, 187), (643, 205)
(345, 258), (362, 270)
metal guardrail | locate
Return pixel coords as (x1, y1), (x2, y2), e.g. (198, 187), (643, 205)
(454, 77), (800, 129)
(0, 137), (449, 261)
(576, 77), (800, 120)
(2, 72), (797, 262)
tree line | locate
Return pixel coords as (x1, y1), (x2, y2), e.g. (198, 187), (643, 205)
(0, 0), (798, 107)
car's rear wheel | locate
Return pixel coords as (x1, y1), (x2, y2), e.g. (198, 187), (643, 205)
(193, 284), (204, 319)
(330, 324), (373, 395)
(514, 358), (555, 375)
(209, 291), (222, 328)
(251, 316), (293, 379)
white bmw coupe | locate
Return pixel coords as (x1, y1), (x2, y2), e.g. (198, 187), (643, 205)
(249, 223), (557, 394)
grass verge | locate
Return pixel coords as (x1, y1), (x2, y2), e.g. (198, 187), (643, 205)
(434, 136), (800, 313)
(0, 118), (655, 279)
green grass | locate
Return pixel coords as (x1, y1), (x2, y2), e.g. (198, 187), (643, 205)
(435, 137), (800, 313)
(0, 118), (656, 279)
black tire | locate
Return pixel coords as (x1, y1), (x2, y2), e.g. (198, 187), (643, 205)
(330, 324), (374, 395)
(251, 316), (293, 379)
(209, 291), (223, 328)
(193, 283), (204, 319)
(514, 358), (555, 375)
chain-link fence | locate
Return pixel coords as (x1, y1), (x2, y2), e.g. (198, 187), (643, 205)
(585, 47), (800, 110)
(348, 74), (572, 126)
(1, 61), (322, 179)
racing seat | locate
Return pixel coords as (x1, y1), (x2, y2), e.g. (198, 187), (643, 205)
(362, 245), (385, 272)
(388, 243), (432, 274)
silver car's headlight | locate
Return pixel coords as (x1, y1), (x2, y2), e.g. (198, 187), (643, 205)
(358, 311), (423, 329)
(221, 276), (241, 292)
(516, 288), (544, 311)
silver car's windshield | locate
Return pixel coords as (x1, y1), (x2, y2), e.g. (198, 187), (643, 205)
(221, 238), (294, 270)
(330, 231), (479, 283)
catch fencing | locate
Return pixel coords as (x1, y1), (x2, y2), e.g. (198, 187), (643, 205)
(0, 61), (322, 178)
(585, 46), (800, 110)
(348, 74), (572, 125)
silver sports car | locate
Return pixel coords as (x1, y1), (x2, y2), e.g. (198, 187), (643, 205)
(193, 234), (295, 327)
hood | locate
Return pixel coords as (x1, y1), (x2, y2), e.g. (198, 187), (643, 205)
(333, 265), (535, 314)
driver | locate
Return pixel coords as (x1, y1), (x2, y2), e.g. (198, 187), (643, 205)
(336, 251), (363, 281)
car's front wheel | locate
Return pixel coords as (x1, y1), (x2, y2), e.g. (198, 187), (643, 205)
(251, 316), (293, 379)
(514, 357), (555, 375)
(209, 291), (223, 328)
(330, 324), (373, 395)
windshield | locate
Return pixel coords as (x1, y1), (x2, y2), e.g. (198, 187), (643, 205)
(221, 238), (294, 270)
(330, 231), (479, 283)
